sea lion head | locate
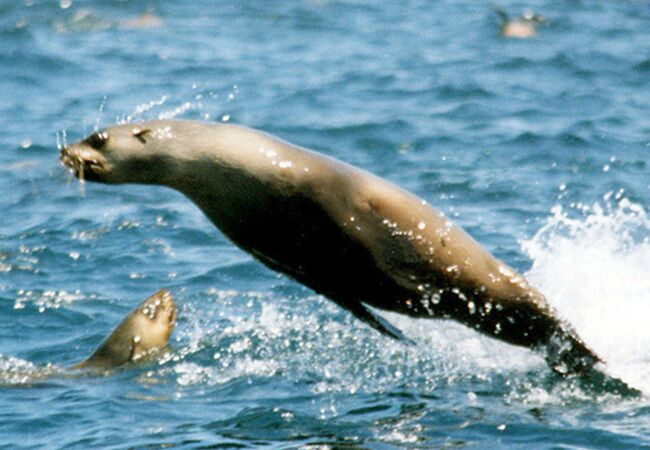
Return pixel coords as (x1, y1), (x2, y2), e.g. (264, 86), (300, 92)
(124, 288), (177, 360)
(60, 121), (181, 185)
(78, 289), (177, 369)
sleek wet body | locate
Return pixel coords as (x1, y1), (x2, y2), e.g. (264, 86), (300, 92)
(60, 120), (599, 374)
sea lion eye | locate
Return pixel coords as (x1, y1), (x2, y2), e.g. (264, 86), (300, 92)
(132, 128), (152, 144)
(86, 131), (108, 150)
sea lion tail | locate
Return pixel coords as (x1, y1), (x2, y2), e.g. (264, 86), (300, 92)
(542, 327), (602, 376)
(544, 332), (641, 396)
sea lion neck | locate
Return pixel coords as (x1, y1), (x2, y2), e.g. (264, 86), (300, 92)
(158, 122), (329, 240)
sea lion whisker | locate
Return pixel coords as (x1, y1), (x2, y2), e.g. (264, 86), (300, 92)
(56, 131), (64, 151)
(77, 158), (85, 183)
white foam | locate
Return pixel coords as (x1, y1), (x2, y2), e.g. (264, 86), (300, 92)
(0, 355), (56, 385)
(522, 196), (650, 392)
(14, 289), (85, 312)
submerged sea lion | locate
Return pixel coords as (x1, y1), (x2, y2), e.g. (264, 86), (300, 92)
(0, 289), (176, 385)
(60, 120), (600, 374)
(72, 289), (176, 369)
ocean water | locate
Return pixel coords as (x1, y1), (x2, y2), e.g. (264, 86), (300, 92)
(1, 0), (650, 448)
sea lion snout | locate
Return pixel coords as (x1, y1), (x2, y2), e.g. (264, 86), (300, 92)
(60, 140), (111, 182)
(135, 288), (177, 349)
(140, 288), (177, 328)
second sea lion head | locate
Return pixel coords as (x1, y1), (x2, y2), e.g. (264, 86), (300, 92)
(79, 289), (177, 369)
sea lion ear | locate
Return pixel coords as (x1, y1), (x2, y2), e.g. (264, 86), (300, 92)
(132, 128), (152, 144)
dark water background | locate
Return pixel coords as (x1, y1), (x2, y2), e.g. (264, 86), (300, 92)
(2, 1), (650, 448)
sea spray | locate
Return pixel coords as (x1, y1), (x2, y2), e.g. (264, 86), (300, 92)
(523, 196), (650, 392)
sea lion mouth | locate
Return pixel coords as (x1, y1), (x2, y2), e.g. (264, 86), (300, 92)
(59, 145), (108, 182)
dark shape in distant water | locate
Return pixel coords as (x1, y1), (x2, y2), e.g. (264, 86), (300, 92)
(53, 9), (163, 33)
(494, 8), (544, 39)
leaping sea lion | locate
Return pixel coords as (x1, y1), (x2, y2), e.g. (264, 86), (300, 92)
(60, 120), (600, 375)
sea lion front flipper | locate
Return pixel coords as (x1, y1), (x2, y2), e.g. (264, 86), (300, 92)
(340, 300), (415, 345)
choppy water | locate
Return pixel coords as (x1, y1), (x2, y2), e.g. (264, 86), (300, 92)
(2, 1), (650, 448)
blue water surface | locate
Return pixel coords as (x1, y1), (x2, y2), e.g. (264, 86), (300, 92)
(2, 1), (650, 448)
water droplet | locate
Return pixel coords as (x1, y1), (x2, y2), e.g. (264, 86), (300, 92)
(446, 264), (459, 274)
(498, 265), (515, 278)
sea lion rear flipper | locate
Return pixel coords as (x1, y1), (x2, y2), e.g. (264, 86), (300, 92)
(341, 301), (415, 345)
